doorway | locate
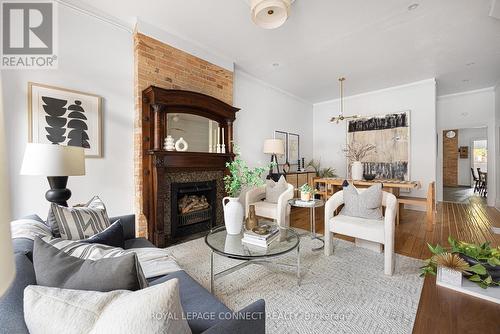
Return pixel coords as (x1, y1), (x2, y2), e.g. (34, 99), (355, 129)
(442, 127), (487, 203)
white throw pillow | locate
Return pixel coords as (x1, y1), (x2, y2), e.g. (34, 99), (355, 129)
(340, 183), (383, 220)
(265, 175), (288, 203)
(24, 278), (192, 334)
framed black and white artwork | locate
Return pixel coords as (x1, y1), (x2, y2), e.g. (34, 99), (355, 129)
(288, 133), (300, 165)
(28, 82), (102, 158)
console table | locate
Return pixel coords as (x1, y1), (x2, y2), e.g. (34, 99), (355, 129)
(413, 276), (500, 333)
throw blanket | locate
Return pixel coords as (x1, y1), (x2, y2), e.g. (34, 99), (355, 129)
(11, 219), (181, 279)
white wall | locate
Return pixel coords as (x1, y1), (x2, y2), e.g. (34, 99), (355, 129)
(2, 5), (134, 219)
(313, 79), (437, 199)
(456, 128), (487, 186)
(496, 84), (500, 209)
(233, 70), (313, 169)
(436, 88), (497, 206)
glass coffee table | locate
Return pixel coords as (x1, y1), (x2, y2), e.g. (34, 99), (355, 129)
(205, 225), (300, 293)
(288, 198), (325, 251)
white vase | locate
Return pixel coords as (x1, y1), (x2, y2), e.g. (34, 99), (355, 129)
(175, 137), (188, 152)
(351, 161), (363, 180)
(164, 135), (175, 151)
(222, 197), (244, 235)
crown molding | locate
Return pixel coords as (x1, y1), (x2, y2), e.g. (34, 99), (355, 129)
(314, 78), (437, 106)
(437, 87), (495, 100)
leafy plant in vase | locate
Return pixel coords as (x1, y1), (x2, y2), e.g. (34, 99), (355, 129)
(299, 183), (315, 202)
(223, 146), (268, 234)
(420, 236), (500, 289)
(343, 143), (376, 180)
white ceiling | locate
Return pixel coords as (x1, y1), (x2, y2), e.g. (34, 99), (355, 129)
(73, 0), (500, 102)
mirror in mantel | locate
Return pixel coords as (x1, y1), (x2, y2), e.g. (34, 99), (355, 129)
(166, 114), (224, 153)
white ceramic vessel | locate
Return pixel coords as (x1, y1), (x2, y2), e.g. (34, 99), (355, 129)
(164, 135), (175, 151)
(351, 161), (363, 180)
(222, 197), (244, 235)
(175, 137), (188, 152)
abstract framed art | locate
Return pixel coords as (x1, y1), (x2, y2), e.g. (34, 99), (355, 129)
(346, 111), (410, 180)
(28, 82), (102, 157)
(274, 130), (288, 164)
(287, 133), (300, 166)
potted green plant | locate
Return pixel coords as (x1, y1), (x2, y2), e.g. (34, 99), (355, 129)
(299, 183), (315, 202)
(420, 236), (500, 288)
(306, 159), (337, 178)
(223, 147), (268, 234)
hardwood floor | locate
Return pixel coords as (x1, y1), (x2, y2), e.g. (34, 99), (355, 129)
(290, 197), (500, 259)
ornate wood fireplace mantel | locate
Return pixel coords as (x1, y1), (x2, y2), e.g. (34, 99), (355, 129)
(142, 86), (240, 247)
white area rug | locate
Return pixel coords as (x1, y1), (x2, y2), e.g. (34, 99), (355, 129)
(166, 233), (424, 334)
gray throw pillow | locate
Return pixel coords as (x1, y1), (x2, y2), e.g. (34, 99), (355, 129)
(340, 183), (383, 220)
(33, 237), (147, 292)
(265, 175), (288, 203)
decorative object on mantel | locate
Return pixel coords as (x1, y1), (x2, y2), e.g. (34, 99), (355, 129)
(347, 111), (410, 180)
(329, 77), (360, 124)
(164, 135), (175, 151)
(343, 143), (376, 180)
(20, 143), (86, 206)
(421, 236), (500, 289)
(28, 82), (102, 158)
(249, 0), (295, 29)
(175, 137), (188, 152)
(263, 138), (285, 178)
(223, 147), (268, 235)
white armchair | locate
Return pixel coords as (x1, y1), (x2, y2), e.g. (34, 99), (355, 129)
(324, 189), (397, 275)
(245, 183), (294, 227)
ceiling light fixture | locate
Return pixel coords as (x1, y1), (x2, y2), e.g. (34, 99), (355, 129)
(330, 77), (360, 124)
(408, 3), (419, 11)
(250, 0), (294, 29)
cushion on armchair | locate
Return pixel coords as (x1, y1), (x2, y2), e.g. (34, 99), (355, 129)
(265, 175), (287, 203)
(340, 183), (383, 220)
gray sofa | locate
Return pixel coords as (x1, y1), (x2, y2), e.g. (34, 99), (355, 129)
(0, 214), (265, 334)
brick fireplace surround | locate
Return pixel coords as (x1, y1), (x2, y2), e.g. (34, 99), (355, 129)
(134, 33), (234, 239)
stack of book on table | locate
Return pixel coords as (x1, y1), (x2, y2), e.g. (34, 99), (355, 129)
(242, 226), (279, 248)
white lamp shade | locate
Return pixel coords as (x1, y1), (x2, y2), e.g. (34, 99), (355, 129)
(263, 139), (285, 155)
(251, 0), (291, 29)
(0, 73), (15, 297)
(20, 143), (85, 176)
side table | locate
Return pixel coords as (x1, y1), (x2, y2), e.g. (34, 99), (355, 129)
(288, 198), (325, 251)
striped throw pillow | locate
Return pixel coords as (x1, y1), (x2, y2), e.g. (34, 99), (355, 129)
(50, 197), (111, 240)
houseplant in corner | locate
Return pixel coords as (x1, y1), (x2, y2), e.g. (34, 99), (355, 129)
(223, 146), (268, 234)
(343, 143), (376, 180)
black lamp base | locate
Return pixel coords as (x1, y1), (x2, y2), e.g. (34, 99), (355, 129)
(266, 154), (282, 181)
(45, 176), (71, 207)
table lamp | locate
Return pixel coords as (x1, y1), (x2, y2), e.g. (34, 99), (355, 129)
(0, 75), (15, 297)
(20, 143), (85, 207)
(263, 138), (285, 178)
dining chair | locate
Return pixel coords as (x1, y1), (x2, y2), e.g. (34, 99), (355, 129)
(470, 168), (480, 193)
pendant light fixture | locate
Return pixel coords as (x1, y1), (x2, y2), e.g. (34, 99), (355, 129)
(330, 77), (359, 124)
(250, 0), (294, 29)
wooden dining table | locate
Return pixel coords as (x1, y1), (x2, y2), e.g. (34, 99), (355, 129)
(313, 177), (421, 199)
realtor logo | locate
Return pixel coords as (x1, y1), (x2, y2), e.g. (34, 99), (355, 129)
(1, 1), (57, 69)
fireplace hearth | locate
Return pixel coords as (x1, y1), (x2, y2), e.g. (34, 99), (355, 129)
(171, 180), (216, 240)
